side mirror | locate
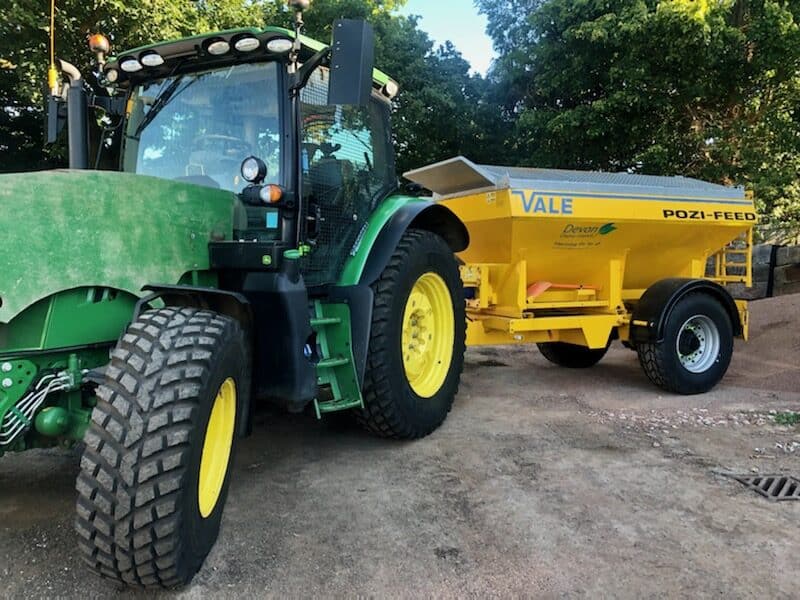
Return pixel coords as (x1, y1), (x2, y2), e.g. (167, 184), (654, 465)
(327, 19), (375, 106)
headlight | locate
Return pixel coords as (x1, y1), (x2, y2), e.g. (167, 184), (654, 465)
(140, 52), (165, 67)
(234, 37), (260, 52)
(267, 38), (293, 54)
(382, 80), (400, 99)
(241, 156), (267, 184)
(207, 39), (231, 56)
(104, 68), (119, 83)
(120, 58), (143, 73)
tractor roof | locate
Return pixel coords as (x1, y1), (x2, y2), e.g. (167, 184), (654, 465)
(105, 26), (395, 90)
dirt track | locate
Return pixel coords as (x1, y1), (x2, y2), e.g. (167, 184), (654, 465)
(1, 295), (799, 598)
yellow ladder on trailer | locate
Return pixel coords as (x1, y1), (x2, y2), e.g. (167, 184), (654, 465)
(711, 229), (753, 288)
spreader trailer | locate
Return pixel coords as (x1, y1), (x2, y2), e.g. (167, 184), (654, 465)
(406, 157), (756, 394)
(0, 0), (755, 590)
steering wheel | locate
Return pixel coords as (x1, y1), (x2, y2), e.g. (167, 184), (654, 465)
(192, 134), (252, 158)
(187, 134), (254, 185)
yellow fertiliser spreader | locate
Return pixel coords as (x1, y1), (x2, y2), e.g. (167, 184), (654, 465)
(406, 157), (757, 395)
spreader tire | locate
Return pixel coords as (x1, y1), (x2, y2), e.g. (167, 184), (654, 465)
(75, 307), (249, 588)
(636, 293), (733, 394)
(356, 229), (466, 439)
(537, 342), (609, 368)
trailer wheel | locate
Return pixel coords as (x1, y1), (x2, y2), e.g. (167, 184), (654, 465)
(356, 229), (466, 439)
(75, 307), (249, 588)
(537, 342), (609, 368)
(636, 293), (733, 394)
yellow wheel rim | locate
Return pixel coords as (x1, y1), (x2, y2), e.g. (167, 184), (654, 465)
(198, 378), (237, 519)
(401, 272), (455, 398)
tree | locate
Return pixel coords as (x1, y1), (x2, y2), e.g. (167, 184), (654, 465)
(478, 0), (800, 240)
(300, 1), (507, 173)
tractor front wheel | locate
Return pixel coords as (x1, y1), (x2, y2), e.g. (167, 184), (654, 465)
(75, 307), (249, 588)
(356, 229), (466, 439)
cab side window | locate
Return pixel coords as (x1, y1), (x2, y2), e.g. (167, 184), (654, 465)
(300, 68), (394, 210)
(299, 67), (395, 285)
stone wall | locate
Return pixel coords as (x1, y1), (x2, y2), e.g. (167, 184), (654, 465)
(726, 245), (800, 300)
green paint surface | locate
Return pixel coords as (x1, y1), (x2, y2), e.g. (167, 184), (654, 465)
(0, 170), (234, 451)
(338, 194), (426, 286)
(0, 170), (236, 326)
(3, 288), (139, 352)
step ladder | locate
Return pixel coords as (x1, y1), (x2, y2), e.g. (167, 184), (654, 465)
(310, 302), (364, 418)
(711, 229), (753, 287)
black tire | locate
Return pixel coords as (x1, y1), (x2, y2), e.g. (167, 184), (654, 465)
(636, 293), (733, 395)
(537, 342), (609, 368)
(75, 307), (249, 588)
(356, 229), (466, 439)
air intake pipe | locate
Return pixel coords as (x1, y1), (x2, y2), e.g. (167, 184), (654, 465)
(58, 59), (89, 170)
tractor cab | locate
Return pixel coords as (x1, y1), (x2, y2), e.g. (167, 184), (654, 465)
(51, 23), (400, 286)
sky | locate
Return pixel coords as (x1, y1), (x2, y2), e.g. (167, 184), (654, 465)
(398, 0), (496, 75)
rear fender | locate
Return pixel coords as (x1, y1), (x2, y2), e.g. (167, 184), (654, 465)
(333, 197), (468, 385)
(630, 278), (743, 344)
(353, 201), (468, 287)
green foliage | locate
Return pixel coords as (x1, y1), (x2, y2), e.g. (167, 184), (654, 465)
(478, 0), (800, 240)
(773, 411), (800, 426)
(300, 2), (507, 172)
(1, 0), (797, 238)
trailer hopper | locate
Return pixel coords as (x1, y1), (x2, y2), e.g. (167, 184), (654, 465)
(405, 157), (757, 394)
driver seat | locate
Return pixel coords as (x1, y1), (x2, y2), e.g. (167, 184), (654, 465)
(308, 158), (347, 205)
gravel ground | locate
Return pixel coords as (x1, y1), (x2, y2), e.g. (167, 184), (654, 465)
(1, 295), (799, 598)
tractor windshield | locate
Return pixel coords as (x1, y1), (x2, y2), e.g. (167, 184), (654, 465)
(123, 62), (282, 193)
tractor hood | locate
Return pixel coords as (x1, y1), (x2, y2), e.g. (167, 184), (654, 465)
(0, 170), (236, 325)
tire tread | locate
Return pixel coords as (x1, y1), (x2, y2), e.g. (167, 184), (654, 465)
(76, 307), (241, 589)
(537, 342), (609, 369)
(635, 292), (733, 394)
(355, 229), (465, 440)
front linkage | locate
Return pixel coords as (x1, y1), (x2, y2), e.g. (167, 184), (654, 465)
(0, 352), (96, 454)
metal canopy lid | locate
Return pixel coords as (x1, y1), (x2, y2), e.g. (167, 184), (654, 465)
(404, 156), (746, 201)
(404, 157), (499, 197)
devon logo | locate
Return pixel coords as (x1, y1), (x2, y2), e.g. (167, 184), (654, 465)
(560, 223), (618, 240)
(599, 223), (617, 235)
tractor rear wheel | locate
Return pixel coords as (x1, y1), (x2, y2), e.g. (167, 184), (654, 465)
(75, 307), (249, 588)
(356, 229), (466, 439)
(537, 342), (609, 368)
(636, 293), (733, 394)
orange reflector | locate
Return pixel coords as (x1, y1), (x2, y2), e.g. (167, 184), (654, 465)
(88, 34), (110, 54)
(261, 184), (283, 204)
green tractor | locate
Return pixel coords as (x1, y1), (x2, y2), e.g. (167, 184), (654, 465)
(0, 2), (468, 588)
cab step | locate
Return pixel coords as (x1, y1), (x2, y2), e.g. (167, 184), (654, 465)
(310, 301), (364, 419)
